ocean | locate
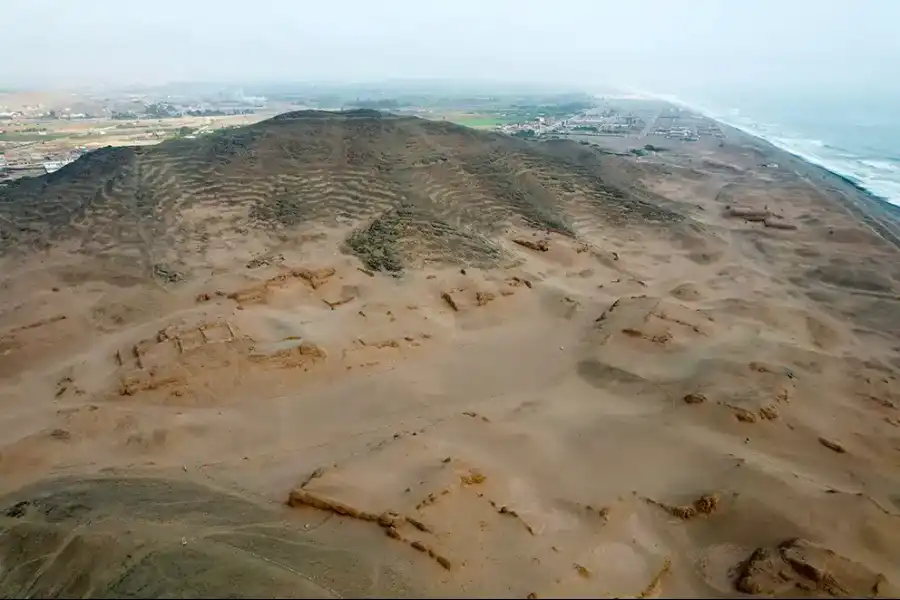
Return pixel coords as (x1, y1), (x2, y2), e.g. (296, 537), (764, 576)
(653, 89), (900, 207)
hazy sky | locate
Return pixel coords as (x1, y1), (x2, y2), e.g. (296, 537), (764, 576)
(4, 0), (899, 95)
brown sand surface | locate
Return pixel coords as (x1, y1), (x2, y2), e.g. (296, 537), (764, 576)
(0, 111), (899, 598)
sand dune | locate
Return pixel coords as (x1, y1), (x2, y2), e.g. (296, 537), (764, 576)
(1, 112), (899, 598)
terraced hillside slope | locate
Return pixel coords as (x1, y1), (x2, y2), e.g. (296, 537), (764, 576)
(0, 109), (677, 278)
(1, 110), (900, 598)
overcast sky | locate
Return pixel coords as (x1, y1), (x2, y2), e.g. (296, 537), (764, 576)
(3, 0), (898, 96)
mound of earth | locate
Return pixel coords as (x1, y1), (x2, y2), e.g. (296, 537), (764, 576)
(0, 110), (680, 280)
(0, 476), (418, 598)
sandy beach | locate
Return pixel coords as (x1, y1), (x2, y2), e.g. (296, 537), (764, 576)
(0, 108), (898, 598)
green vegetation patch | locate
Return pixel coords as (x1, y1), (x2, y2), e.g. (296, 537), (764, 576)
(344, 206), (507, 273)
(343, 210), (405, 273)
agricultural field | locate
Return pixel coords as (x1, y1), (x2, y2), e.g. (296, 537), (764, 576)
(1, 113), (270, 147)
(442, 113), (522, 129)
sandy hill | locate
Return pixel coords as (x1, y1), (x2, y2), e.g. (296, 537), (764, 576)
(1, 111), (899, 598)
(0, 109), (675, 277)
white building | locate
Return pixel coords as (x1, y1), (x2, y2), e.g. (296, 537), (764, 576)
(43, 161), (65, 174)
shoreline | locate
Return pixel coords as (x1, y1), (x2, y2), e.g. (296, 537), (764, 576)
(715, 119), (900, 250)
(610, 87), (900, 250)
(634, 91), (900, 209)
(724, 119), (900, 213)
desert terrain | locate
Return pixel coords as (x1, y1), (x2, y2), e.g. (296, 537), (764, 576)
(0, 109), (898, 598)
